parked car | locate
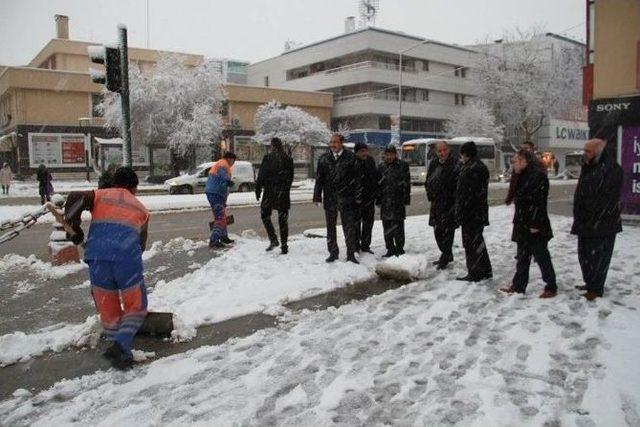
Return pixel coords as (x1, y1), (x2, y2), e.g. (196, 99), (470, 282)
(164, 161), (255, 195)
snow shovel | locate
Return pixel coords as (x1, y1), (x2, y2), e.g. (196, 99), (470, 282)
(49, 204), (175, 337)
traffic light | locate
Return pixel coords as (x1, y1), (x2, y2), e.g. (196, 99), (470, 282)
(88, 45), (121, 93)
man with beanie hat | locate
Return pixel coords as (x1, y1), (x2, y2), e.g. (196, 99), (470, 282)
(455, 141), (493, 281)
(377, 145), (411, 257)
(353, 142), (378, 254)
(255, 137), (294, 254)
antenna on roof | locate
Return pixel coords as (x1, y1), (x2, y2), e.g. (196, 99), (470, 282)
(358, 0), (379, 28)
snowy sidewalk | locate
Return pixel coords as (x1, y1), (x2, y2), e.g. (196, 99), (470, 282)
(0, 207), (638, 425)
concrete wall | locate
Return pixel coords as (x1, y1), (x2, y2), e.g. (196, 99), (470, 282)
(593, 0), (640, 98)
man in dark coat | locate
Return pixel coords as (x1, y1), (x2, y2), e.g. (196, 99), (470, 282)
(256, 137), (295, 254)
(313, 133), (360, 264)
(36, 163), (53, 205)
(500, 149), (557, 298)
(425, 141), (458, 269)
(571, 138), (623, 301)
(505, 141), (547, 205)
(377, 145), (411, 257)
(353, 142), (378, 254)
(455, 141), (493, 281)
(98, 164), (117, 189)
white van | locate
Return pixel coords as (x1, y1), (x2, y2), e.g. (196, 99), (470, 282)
(164, 160), (255, 194)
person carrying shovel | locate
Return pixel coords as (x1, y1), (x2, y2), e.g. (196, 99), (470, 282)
(64, 166), (150, 370)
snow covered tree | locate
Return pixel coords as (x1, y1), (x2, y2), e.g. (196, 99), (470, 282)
(474, 27), (583, 147)
(100, 54), (225, 171)
(444, 99), (504, 143)
(253, 101), (331, 147)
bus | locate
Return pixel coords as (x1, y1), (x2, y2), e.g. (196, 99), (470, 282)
(400, 139), (445, 184)
(564, 151), (583, 179)
(401, 137), (500, 183)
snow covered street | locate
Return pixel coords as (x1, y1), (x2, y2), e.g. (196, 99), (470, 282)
(1, 206), (639, 426)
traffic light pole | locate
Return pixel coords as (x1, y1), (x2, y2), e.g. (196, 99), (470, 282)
(118, 25), (132, 167)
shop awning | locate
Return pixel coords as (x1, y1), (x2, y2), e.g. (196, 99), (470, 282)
(0, 132), (16, 152)
(94, 137), (124, 145)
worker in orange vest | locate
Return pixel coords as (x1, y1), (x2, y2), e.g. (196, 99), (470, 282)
(65, 166), (150, 370)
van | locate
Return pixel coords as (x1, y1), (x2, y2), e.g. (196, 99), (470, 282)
(164, 160), (255, 194)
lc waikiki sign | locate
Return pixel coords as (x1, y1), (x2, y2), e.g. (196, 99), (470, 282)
(619, 125), (640, 219)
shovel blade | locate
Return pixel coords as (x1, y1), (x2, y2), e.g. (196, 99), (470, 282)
(138, 312), (174, 337)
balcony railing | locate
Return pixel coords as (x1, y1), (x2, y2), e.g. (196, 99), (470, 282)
(334, 92), (422, 103)
(290, 60), (419, 80)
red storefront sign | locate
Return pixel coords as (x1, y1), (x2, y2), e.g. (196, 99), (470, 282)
(61, 137), (86, 164)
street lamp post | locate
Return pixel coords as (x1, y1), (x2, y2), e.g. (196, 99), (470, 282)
(398, 39), (430, 145)
(78, 117), (92, 182)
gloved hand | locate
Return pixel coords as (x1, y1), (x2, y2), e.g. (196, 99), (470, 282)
(69, 229), (84, 246)
(255, 191), (261, 201)
(228, 180), (235, 187)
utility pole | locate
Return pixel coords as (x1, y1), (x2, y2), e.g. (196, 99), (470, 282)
(118, 25), (132, 167)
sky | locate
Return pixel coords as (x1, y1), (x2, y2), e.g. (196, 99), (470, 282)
(0, 0), (585, 66)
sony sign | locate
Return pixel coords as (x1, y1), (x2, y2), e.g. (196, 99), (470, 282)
(595, 102), (631, 112)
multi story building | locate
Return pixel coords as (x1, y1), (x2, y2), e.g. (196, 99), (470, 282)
(248, 27), (479, 146)
(583, 0), (640, 219)
(0, 15), (331, 177)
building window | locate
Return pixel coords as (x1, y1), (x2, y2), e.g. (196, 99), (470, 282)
(421, 89), (430, 102)
(454, 94), (466, 105)
(454, 67), (466, 78)
(91, 93), (104, 117)
(423, 60), (429, 72)
(455, 94), (459, 105)
(264, 76), (269, 87)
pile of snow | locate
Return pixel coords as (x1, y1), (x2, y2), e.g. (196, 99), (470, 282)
(0, 211), (638, 424)
(0, 317), (99, 367)
(0, 254), (86, 279)
(1, 180), (165, 198)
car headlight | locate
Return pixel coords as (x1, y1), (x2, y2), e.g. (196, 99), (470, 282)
(420, 172), (426, 176)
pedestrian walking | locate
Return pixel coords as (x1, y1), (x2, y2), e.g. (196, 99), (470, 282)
(65, 166), (150, 370)
(36, 163), (53, 204)
(98, 163), (117, 189)
(0, 162), (12, 195)
(500, 149), (557, 298)
(455, 141), (493, 282)
(571, 138), (623, 300)
(377, 145), (411, 258)
(353, 142), (378, 254)
(505, 141), (546, 205)
(205, 152), (237, 248)
(313, 133), (360, 264)
(255, 137), (294, 254)
(553, 158), (560, 176)
(425, 141), (458, 269)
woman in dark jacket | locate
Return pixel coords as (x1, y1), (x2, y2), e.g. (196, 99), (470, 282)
(501, 149), (557, 298)
(36, 164), (53, 204)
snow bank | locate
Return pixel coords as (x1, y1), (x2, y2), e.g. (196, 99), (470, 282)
(0, 180), (165, 198)
(0, 254), (86, 279)
(0, 317), (99, 367)
(1, 212), (638, 425)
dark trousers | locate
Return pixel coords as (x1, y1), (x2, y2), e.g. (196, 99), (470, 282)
(512, 239), (557, 293)
(461, 225), (492, 277)
(578, 235), (616, 297)
(325, 209), (356, 257)
(261, 207), (289, 246)
(1, 185), (8, 195)
(354, 202), (375, 250)
(40, 192), (51, 205)
(382, 220), (405, 253)
(433, 224), (455, 261)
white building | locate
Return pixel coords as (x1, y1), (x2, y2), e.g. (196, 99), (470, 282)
(248, 27), (480, 147)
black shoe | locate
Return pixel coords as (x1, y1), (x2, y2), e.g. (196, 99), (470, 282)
(382, 250), (396, 258)
(475, 273), (493, 281)
(436, 261), (450, 270)
(326, 255), (338, 263)
(397, 249), (405, 256)
(209, 241), (225, 249)
(361, 248), (374, 254)
(575, 285), (588, 291)
(221, 237), (234, 244)
(432, 260), (441, 265)
(281, 245), (288, 255)
(346, 255), (360, 264)
(104, 342), (133, 371)
(266, 241), (279, 252)
(456, 275), (475, 282)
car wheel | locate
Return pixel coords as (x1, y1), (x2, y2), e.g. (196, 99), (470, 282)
(179, 185), (192, 194)
(169, 187), (177, 195)
(239, 183), (251, 192)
